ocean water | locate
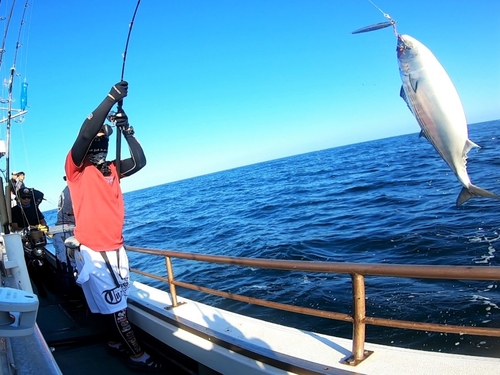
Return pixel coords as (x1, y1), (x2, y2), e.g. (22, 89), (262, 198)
(44, 119), (500, 357)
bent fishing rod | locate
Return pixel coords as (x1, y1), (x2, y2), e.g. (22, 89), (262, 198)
(115, 0), (141, 180)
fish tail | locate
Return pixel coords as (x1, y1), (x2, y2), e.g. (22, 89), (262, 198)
(456, 184), (500, 207)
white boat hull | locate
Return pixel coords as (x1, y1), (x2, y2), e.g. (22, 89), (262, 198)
(128, 281), (500, 375)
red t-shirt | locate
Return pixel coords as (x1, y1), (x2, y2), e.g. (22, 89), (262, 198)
(65, 152), (124, 251)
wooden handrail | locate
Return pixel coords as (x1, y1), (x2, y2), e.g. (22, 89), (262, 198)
(126, 245), (500, 365)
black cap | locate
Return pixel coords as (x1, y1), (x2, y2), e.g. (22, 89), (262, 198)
(19, 188), (31, 198)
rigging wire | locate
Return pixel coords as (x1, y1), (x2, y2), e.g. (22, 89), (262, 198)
(0, 0), (30, 128)
(12, 0), (29, 117)
(6, 0), (30, 180)
(116, 0), (141, 181)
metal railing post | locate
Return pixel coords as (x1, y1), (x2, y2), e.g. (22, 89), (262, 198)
(344, 273), (372, 365)
(165, 256), (179, 307)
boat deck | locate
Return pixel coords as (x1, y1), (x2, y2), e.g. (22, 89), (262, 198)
(33, 275), (198, 375)
(37, 291), (133, 375)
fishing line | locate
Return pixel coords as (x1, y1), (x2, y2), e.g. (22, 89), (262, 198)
(367, 0), (392, 21)
(116, 0), (141, 180)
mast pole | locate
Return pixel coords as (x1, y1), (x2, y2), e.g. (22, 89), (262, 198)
(6, 66), (15, 180)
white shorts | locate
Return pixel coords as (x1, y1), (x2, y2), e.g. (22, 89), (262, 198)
(74, 245), (130, 314)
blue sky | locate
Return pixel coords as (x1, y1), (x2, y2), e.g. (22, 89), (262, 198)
(0, 0), (499, 210)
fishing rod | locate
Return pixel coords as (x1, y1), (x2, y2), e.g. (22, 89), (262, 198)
(115, 0), (141, 181)
(0, 0), (17, 71)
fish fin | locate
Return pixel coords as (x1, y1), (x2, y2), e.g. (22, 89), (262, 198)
(399, 86), (413, 113)
(456, 184), (500, 207)
(401, 75), (418, 92)
(409, 76), (418, 92)
(419, 130), (428, 140)
(464, 139), (480, 154)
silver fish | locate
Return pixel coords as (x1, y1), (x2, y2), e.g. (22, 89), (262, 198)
(397, 34), (500, 206)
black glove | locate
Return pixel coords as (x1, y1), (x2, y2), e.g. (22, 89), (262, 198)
(115, 110), (128, 128)
(107, 81), (128, 102)
(115, 110), (135, 136)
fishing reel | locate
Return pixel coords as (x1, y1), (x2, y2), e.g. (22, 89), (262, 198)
(107, 110), (133, 135)
(21, 227), (47, 259)
(107, 110), (118, 122)
(107, 110), (127, 122)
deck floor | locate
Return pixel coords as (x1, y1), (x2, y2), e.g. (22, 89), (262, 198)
(34, 273), (196, 375)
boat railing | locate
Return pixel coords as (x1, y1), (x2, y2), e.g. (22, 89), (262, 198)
(126, 245), (500, 366)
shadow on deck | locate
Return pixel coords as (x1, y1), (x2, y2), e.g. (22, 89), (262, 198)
(34, 267), (199, 375)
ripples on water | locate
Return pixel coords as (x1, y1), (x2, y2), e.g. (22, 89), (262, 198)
(47, 120), (500, 357)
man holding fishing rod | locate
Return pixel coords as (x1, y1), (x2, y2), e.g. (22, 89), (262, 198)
(65, 81), (164, 372)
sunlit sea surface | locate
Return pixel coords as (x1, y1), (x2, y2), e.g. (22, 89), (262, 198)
(45, 120), (500, 358)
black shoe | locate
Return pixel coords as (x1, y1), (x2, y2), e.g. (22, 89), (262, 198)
(106, 342), (130, 358)
(127, 354), (164, 373)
